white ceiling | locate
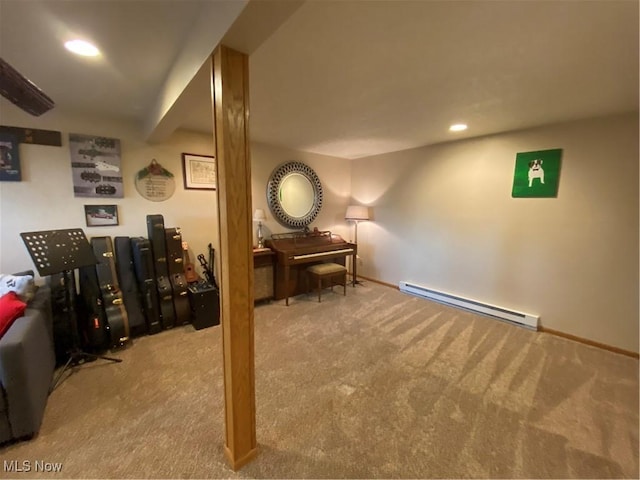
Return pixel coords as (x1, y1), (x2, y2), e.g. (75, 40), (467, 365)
(0, 0), (212, 119)
(1, 0), (638, 160)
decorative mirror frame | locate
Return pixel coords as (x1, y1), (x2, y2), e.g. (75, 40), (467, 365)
(267, 161), (323, 229)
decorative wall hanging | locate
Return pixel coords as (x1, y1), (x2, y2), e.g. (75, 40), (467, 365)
(69, 133), (123, 198)
(0, 132), (21, 181)
(267, 161), (323, 229)
(84, 204), (119, 227)
(182, 153), (216, 190)
(135, 159), (175, 202)
(0, 125), (62, 146)
(512, 148), (562, 198)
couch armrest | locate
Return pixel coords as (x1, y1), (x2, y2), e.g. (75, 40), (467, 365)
(0, 290), (55, 438)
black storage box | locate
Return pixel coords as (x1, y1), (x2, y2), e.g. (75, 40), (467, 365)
(187, 282), (220, 330)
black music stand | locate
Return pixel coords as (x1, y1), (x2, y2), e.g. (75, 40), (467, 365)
(20, 229), (122, 391)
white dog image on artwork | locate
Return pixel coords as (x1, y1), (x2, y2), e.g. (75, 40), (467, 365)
(528, 159), (544, 187)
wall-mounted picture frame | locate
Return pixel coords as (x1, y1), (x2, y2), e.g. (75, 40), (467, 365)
(0, 132), (21, 181)
(70, 133), (123, 198)
(84, 204), (119, 227)
(182, 153), (216, 190)
(512, 148), (562, 198)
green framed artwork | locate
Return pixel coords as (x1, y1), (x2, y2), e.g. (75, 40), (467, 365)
(512, 148), (562, 198)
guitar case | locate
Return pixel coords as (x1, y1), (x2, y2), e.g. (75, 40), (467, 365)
(77, 263), (110, 352)
(114, 236), (147, 337)
(165, 227), (191, 326)
(146, 214), (176, 329)
(130, 237), (162, 335)
(91, 236), (130, 348)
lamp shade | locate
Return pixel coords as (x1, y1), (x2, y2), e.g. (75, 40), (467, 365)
(253, 208), (266, 221)
(345, 205), (369, 221)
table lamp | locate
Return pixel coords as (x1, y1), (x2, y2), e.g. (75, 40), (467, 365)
(253, 209), (267, 248)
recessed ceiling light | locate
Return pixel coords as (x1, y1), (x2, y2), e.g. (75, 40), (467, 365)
(64, 39), (100, 57)
(449, 123), (468, 132)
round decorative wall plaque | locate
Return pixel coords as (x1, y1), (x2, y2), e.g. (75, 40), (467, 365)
(135, 159), (175, 202)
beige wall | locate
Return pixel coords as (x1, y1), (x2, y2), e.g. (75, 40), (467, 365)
(351, 113), (639, 353)
(250, 142), (352, 244)
(0, 104), (352, 282)
(0, 101), (218, 279)
(2, 101), (637, 352)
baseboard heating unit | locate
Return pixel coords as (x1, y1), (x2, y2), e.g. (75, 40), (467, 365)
(399, 281), (539, 330)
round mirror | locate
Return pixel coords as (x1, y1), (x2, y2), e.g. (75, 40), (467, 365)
(267, 161), (323, 229)
(280, 173), (314, 218)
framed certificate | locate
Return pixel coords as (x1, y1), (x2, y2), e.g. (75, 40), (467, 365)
(182, 153), (216, 190)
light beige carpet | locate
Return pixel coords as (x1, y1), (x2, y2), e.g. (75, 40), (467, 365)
(1, 282), (638, 479)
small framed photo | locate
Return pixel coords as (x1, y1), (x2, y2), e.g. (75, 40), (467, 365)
(182, 153), (216, 190)
(84, 204), (119, 227)
(0, 132), (21, 181)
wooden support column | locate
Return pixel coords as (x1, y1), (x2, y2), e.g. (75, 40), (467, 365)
(211, 45), (257, 470)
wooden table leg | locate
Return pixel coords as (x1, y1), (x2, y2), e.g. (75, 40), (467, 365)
(351, 251), (357, 287)
(285, 265), (290, 306)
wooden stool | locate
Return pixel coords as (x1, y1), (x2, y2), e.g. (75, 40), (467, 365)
(306, 263), (347, 303)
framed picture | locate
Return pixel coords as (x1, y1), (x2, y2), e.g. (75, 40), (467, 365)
(70, 133), (123, 198)
(84, 204), (119, 227)
(0, 132), (21, 181)
(512, 148), (562, 198)
(182, 153), (216, 190)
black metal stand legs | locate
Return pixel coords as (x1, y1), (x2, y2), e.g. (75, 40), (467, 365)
(50, 348), (122, 392)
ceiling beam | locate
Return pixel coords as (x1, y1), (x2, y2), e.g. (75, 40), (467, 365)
(144, 0), (304, 143)
(221, 0), (305, 54)
(143, 0), (248, 142)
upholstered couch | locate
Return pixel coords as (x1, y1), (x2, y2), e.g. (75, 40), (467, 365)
(0, 272), (55, 445)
